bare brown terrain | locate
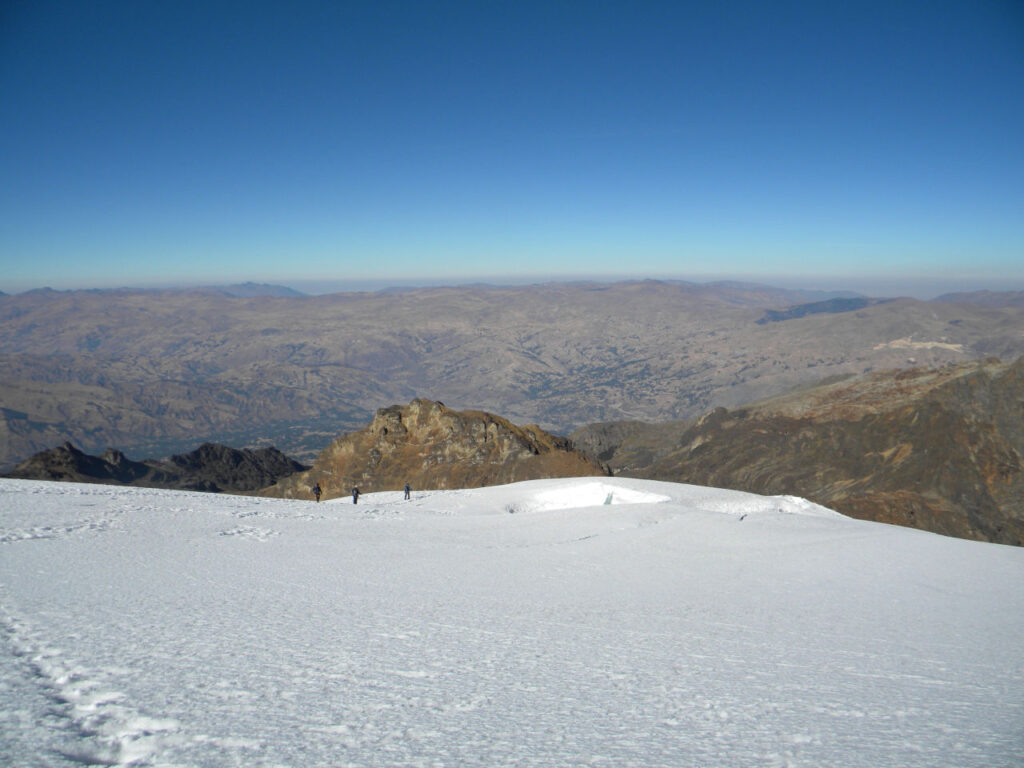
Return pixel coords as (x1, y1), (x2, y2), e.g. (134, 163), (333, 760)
(2, 280), (1023, 471)
(572, 357), (1024, 545)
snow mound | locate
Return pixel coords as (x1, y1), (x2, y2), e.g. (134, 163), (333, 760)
(772, 494), (844, 518)
(692, 491), (845, 520)
(505, 481), (671, 513)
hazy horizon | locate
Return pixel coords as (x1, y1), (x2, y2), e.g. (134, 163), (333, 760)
(2, 271), (1021, 302)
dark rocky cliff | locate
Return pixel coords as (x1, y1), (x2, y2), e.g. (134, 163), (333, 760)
(5, 441), (307, 493)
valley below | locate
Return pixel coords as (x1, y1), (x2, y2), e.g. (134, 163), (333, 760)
(3, 280), (1023, 471)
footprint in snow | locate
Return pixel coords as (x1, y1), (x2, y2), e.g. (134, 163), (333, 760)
(219, 526), (279, 541)
(2, 609), (181, 767)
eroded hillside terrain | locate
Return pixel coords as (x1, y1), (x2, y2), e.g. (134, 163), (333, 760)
(3, 281), (1023, 469)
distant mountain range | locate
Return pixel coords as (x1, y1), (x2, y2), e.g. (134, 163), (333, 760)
(572, 356), (1024, 546)
(195, 282), (308, 298)
(3, 279), (1024, 471)
(8, 282), (307, 298)
(933, 290), (1024, 307)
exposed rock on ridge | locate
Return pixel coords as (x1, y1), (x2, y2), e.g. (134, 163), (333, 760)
(263, 399), (610, 500)
(5, 441), (307, 493)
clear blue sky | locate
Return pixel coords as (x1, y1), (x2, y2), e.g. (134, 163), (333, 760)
(1, 0), (1022, 296)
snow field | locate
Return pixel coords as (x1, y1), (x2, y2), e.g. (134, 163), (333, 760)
(1, 477), (1022, 767)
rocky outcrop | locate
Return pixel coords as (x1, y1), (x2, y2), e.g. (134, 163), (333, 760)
(6, 442), (166, 485)
(262, 399), (610, 500)
(582, 357), (1024, 545)
(158, 443), (310, 492)
(5, 441), (307, 493)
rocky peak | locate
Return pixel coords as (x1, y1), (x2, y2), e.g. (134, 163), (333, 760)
(8, 441), (150, 484)
(101, 448), (129, 465)
(6, 441), (306, 493)
(262, 399), (610, 501)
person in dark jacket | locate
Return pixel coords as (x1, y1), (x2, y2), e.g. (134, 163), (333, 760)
(404, 483), (411, 500)
(352, 486), (360, 505)
(312, 483), (322, 503)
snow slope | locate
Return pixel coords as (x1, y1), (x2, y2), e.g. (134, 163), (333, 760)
(1, 477), (1022, 767)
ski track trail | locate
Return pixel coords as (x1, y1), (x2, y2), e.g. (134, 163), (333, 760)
(1, 478), (1022, 767)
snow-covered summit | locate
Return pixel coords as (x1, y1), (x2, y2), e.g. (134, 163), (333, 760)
(1, 477), (1021, 767)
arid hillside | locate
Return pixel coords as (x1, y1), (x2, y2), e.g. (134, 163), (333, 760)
(573, 357), (1024, 545)
(3, 281), (1024, 470)
(262, 399), (609, 501)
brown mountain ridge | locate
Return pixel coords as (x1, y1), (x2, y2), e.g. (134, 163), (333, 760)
(572, 356), (1024, 545)
(261, 399), (610, 501)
